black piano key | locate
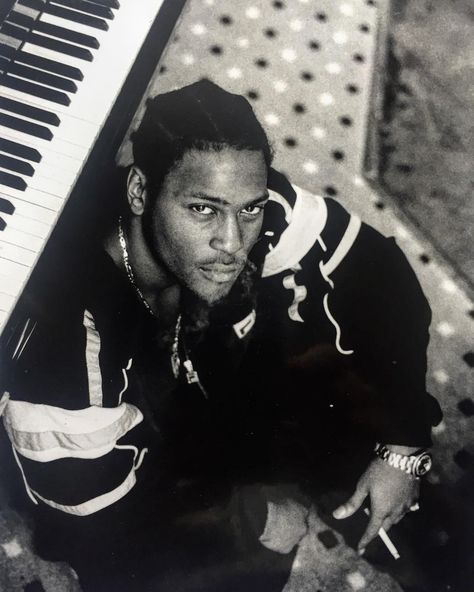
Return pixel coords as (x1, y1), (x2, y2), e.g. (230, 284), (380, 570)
(0, 216), (6, 231)
(90, 0), (120, 7)
(17, 0), (47, 8)
(8, 62), (78, 93)
(0, 56), (10, 75)
(0, 196), (15, 215)
(0, 137), (42, 162)
(2, 75), (71, 107)
(6, 11), (35, 30)
(0, 43), (16, 60)
(16, 50), (84, 81)
(0, 97), (60, 127)
(50, 0), (115, 20)
(0, 171), (27, 191)
(0, 0), (15, 20)
(16, 0), (44, 7)
(34, 21), (100, 50)
(43, 3), (109, 32)
(17, 0), (55, 12)
(0, 112), (53, 141)
(0, 154), (35, 177)
(29, 33), (94, 62)
(1, 22), (28, 42)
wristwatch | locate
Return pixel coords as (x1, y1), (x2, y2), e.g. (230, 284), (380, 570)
(374, 443), (432, 477)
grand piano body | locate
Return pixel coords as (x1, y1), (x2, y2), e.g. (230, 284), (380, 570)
(0, 0), (186, 358)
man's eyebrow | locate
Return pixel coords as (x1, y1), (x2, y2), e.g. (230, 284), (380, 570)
(188, 191), (270, 206)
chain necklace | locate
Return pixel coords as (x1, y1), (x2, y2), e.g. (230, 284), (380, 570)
(171, 314), (208, 399)
(118, 217), (155, 317)
(171, 314), (182, 379)
(118, 218), (207, 398)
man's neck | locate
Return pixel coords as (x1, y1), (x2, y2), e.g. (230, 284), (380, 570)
(104, 218), (180, 323)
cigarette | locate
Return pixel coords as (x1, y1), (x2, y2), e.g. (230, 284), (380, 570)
(363, 508), (400, 559)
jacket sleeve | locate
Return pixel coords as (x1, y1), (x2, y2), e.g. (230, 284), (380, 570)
(0, 308), (145, 517)
(329, 221), (442, 447)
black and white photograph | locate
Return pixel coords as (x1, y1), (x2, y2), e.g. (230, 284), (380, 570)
(0, 1), (472, 591)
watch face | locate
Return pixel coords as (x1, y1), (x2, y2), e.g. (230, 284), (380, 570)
(414, 452), (432, 476)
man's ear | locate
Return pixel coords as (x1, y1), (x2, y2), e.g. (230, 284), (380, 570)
(127, 166), (148, 215)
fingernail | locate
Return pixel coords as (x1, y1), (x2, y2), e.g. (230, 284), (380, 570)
(358, 547), (366, 556)
(333, 507), (345, 519)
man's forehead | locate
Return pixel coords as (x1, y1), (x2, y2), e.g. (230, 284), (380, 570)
(164, 147), (268, 198)
(179, 146), (264, 169)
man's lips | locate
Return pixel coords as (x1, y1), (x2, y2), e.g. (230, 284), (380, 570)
(199, 264), (241, 284)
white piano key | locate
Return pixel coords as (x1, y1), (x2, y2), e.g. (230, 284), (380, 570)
(6, 217), (51, 241)
(0, 70), (74, 101)
(3, 210), (52, 239)
(0, 256), (29, 282)
(0, 169), (70, 199)
(0, 273), (24, 297)
(0, 309), (7, 329)
(0, 86), (77, 129)
(0, 159), (77, 187)
(0, 185), (63, 211)
(39, 12), (109, 45)
(0, 194), (56, 225)
(0, 225), (43, 252)
(30, 174), (71, 196)
(0, 291), (15, 312)
(21, 42), (96, 78)
(31, 167), (76, 189)
(30, 27), (98, 53)
(23, 35), (98, 76)
(0, 123), (87, 160)
(12, 3), (43, 18)
(0, 166), (71, 197)
(0, 143), (77, 186)
(0, 146), (83, 189)
(0, 138), (81, 174)
(35, 150), (80, 174)
(0, 33), (22, 51)
(0, 240), (36, 267)
(0, 103), (99, 150)
(0, 84), (78, 122)
(0, 150), (78, 178)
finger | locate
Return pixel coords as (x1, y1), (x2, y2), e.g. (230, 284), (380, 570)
(333, 484), (368, 520)
(391, 512), (406, 526)
(358, 513), (385, 553)
(382, 515), (397, 531)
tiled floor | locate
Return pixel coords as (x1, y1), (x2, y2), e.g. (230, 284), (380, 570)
(1, 1), (473, 590)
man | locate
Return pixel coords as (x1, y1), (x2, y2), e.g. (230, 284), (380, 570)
(0, 80), (441, 591)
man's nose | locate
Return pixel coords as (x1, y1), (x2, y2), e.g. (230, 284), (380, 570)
(210, 216), (243, 256)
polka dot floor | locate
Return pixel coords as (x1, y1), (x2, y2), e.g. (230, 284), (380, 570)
(1, 1), (473, 591)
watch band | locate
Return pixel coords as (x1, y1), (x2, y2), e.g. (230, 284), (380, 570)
(374, 443), (432, 477)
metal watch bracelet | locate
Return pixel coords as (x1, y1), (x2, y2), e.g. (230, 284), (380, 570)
(374, 443), (433, 478)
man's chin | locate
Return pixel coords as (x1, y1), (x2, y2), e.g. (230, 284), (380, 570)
(177, 278), (229, 306)
(181, 264), (259, 331)
(197, 284), (233, 306)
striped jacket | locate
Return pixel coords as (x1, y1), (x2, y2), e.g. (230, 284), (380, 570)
(0, 173), (442, 522)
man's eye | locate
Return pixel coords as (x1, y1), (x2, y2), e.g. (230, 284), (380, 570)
(190, 205), (214, 215)
(241, 205), (264, 217)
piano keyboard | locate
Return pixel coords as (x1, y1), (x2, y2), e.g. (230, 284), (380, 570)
(0, 0), (165, 333)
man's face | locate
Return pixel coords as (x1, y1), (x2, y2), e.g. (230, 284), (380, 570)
(146, 147), (268, 304)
